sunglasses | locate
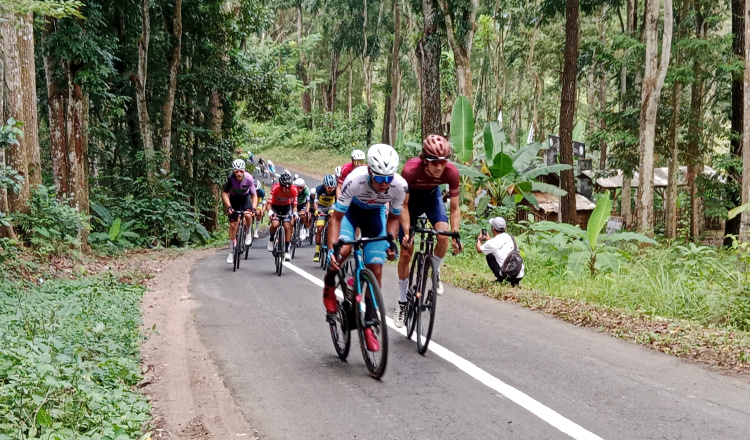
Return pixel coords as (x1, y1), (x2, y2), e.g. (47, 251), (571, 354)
(371, 174), (394, 184)
(352, 159), (365, 166)
(424, 155), (448, 165)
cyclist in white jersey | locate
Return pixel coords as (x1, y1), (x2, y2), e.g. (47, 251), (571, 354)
(323, 144), (410, 352)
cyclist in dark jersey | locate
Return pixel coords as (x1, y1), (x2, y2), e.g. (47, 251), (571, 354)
(266, 171), (298, 261)
(312, 174), (338, 262)
(253, 180), (266, 239)
(294, 178), (312, 240)
(222, 159), (258, 264)
(393, 134), (463, 327)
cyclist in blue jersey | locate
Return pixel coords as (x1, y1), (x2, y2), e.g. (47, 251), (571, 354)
(222, 159), (258, 264)
(323, 144), (409, 352)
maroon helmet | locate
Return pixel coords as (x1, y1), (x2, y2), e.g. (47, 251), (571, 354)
(422, 135), (452, 159)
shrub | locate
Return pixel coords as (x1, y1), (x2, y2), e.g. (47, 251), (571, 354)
(13, 186), (86, 255)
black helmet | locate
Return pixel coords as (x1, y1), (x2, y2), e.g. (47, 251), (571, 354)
(279, 171), (293, 186)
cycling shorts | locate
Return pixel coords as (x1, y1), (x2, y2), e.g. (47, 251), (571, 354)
(339, 203), (388, 265)
(399, 188), (448, 240)
(270, 204), (292, 218)
(315, 207), (333, 226)
(229, 195), (253, 221)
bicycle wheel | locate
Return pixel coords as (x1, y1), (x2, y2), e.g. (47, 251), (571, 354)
(319, 224), (329, 270)
(357, 269), (388, 379)
(327, 270), (351, 360)
(416, 256), (438, 355)
(247, 222), (254, 248)
(275, 230), (283, 276)
(307, 224), (314, 246)
(291, 221), (299, 259)
(404, 254), (421, 339)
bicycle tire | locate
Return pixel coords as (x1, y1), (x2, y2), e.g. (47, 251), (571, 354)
(404, 253), (421, 339)
(319, 223), (329, 270)
(307, 224), (314, 246)
(291, 221), (299, 259)
(416, 256), (437, 355)
(328, 270), (351, 360)
(358, 269), (388, 379)
(275, 229), (283, 276)
(233, 225), (243, 272)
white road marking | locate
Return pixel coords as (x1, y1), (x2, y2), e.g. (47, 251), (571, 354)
(284, 261), (604, 440)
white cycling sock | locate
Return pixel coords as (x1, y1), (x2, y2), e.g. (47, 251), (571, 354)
(229, 240), (235, 252)
(398, 278), (408, 303)
(433, 256), (444, 278)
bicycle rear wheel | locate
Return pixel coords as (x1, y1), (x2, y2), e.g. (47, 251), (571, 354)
(327, 270), (351, 360)
(291, 221), (299, 259)
(319, 224), (329, 270)
(233, 225), (243, 272)
(416, 256), (437, 355)
(358, 269), (388, 379)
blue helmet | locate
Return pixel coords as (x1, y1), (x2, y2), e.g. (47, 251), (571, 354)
(323, 174), (336, 188)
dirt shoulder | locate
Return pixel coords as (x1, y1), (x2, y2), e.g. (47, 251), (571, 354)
(140, 248), (257, 440)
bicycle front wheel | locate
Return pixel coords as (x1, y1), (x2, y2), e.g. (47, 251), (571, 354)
(405, 254), (421, 339)
(358, 269), (388, 379)
(416, 256), (437, 355)
(275, 231), (283, 276)
(328, 270), (351, 360)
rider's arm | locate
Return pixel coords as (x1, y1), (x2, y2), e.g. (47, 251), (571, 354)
(251, 193), (258, 211)
(449, 194), (461, 232)
(327, 210), (344, 250)
(221, 191), (231, 210)
(399, 194), (411, 242)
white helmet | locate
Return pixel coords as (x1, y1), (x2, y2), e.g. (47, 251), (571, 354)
(294, 177), (305, 187)
(232, 159), (246, 170)
(367, 144), (399, 176)
(351, 149), (366, 161)
(334, 166), (343, 177)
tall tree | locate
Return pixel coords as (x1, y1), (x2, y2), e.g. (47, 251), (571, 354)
(436, 0), (478, 104)
(161, 0), (183, 173)
(559, 0), (580, 225)
(382, 0), (401, 145)
(131, 0), (155, 171)
(420, 0), (442, 138)
(636, 0), (673, 234)
(741, 0), (750, 242)
(726, 0), (744, 245)
(18, 13), (41, 188)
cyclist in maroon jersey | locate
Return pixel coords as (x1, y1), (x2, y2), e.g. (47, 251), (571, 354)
(335, 149), (366, 198)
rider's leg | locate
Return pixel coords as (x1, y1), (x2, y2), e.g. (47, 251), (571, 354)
(396, 244), (413, 303)
(283, 220), (293, 252)
(433, 220), (450, 273)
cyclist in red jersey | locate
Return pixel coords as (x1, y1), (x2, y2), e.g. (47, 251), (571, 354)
(393, 135), (463, 327)
(335, 149), (366, 198)
(266, 170), (299, 262)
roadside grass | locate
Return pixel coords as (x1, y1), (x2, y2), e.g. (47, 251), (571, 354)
(0, 255), (156, 439)
(250, 145), (349, 180)
(441, 244), (750, 373)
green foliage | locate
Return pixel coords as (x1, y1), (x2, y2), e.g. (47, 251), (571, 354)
(0, 119), (25, 199)
(450, 96), (474, 164)
(0, 275), (149, 439)
(88, 203), (143, 253)
(13, 186), (86, 256)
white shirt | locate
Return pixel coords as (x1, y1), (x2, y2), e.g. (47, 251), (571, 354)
(334, 165), (408, 215)
(480, 232), (525, 278)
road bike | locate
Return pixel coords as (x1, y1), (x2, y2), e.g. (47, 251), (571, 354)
(290, 215), (301, 259)
(317, 213), (330, 270)
(232, 210), (253, 272)
(403, 216), (461, 354)
(327, 235), (395, 379)
(271, 213), (293, 276)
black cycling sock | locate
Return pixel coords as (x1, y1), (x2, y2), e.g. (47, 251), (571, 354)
(285, 242), (290, 252)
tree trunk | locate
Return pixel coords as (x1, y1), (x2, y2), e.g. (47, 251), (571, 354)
(666, 84), (682, 239)
(637, 0), (673, 235)
(622, 176), (632, 227)
(727, 0), (744, 244)
(382, 0), (400, 145)
(687, 76), (705, 241)
(18, 13), (40, 188)
(324, 51), (340, 113)
(436, 0), (477, 104)
(161, 0), (182, 173)
(559, 0), (580, 225)
(741, 0), (750, 242)
(132, 0), (155, 170)
(296, 5), (312, 115)
(44, 20), (70, 198)
(1, 11), (30, 214)
(348, 50), (353, 119)
(420, 0), (441, 138)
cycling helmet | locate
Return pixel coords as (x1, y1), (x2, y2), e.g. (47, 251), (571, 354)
(323, 174), (336, 188)
(422, 134), (452, 158)
(351, 149), (366, 161)
(294, 177), (305, 187)
(254, 179), (262, 189)
(232, 159), (246, 170)
(334, 166), (343, 177)
(367, 144), (399, 175)
(279, 171), (293, 186)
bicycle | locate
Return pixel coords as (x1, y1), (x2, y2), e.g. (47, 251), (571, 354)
(403, 216), (461, 354)
(231, 210), (253, 272)
(271, 213), (293, 276)
(318, 213), (330, 270)
(290, 215), (301, 259)
(327, 235), (396, 379)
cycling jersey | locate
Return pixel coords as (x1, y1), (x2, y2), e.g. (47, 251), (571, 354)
(256, 187), (266, 203)
(400, 157), (460, 198)
(269, 183), (298, 206)
(223, 172), (257, 197)
(314, 185), (337, 208)
(296, 186), (311, 207)
(335, 166), (408, 215)
(336, 162), (365, 186)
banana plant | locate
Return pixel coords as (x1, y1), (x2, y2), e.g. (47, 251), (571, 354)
(450, 120), (572, 212)
(530, 192), (657, 276)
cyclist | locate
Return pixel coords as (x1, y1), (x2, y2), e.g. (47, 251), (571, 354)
(393, 134), (462, 327)
(267, 160), (276, 178)
(323, 144), (409, 352)
(253, 179), (266, 239)
(334, 165), (343, 180)
(266, 170), (298, 261)
(222, 159), (258, 264)
(336, 149), (366, 198)
(312, 174), (338, 262)
(294, 178), (312, 241)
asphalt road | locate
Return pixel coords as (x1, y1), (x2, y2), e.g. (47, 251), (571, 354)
(190, 170), (750, 439)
